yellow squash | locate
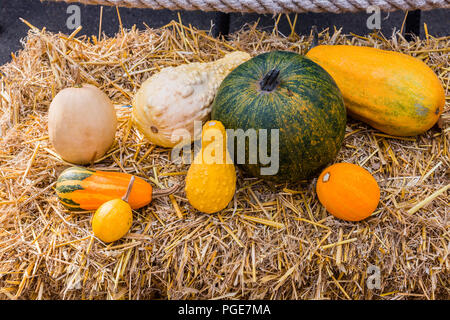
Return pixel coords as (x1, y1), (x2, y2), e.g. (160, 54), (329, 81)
(306, 45), (445, 136)
(185, 121), (236, 214)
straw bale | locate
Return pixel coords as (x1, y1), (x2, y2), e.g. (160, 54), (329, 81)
(0, 16), (448, 300)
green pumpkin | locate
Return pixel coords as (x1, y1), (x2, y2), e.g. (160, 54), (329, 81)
(210, 51), (346, 183)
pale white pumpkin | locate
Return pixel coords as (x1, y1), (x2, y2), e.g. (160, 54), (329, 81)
(132, 51), (251, 148)
(48, 84), (117, 164)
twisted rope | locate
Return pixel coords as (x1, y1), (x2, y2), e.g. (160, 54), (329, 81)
(46, 0), (450, 13)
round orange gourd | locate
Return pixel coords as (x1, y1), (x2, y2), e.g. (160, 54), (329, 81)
(92, 177), (134, 243)
(56, 166), (178, 212)
(316, 163), (380, 221)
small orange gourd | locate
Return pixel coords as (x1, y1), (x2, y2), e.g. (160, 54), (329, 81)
(185, 120), (236, 214)
(91, 176), (135, 243)
(316, 163), (380, 221)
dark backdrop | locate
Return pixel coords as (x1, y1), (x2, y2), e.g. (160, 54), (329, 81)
(0, 0), (449, 65)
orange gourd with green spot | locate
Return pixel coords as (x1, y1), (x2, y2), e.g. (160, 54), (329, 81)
(185, 120), (236, 214)
(306, 45), (445, 136)
(316, 162), (380, 221)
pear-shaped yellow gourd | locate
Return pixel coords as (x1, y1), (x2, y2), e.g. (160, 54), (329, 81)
(185, 121), (236, 214)
(92, 176), (135, 243)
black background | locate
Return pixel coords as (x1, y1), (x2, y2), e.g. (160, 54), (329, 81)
(0, 0), (449, 65)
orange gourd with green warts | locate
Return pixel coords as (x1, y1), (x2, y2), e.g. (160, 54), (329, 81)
(306, 45), (445, 136)
(185, 120), (236, 214)
(316, 162), (380, 222)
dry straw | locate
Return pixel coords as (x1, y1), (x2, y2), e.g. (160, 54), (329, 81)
(0, 13), (448, 300)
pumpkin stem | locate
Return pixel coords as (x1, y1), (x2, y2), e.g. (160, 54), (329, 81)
(122, 176), (135, 202)
(152, 184), (180, 198)
(260, 68), (280, 92)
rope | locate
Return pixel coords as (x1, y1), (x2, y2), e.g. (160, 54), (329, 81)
(45, 0), (450, 13)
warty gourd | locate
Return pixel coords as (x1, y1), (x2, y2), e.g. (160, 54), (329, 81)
(132, 51), (251, 148)
(185, 120), (236, 214)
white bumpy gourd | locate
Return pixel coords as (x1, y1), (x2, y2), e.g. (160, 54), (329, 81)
(132, 51), (251, 148)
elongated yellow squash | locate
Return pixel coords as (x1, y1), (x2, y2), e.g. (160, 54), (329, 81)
(306, 45), (445, 136)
